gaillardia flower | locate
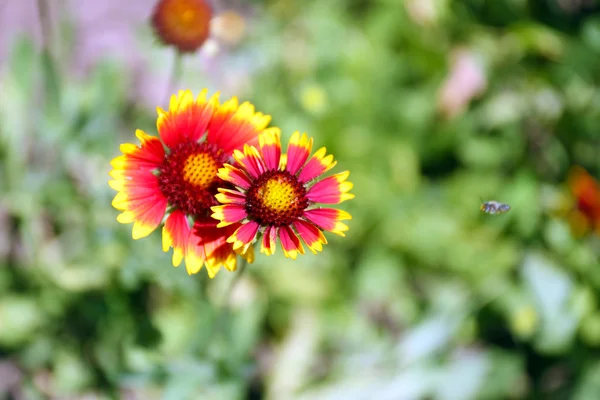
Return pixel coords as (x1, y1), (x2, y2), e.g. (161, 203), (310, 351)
(567, 166), (600, 236)
(109, 89), (273, 277)
(211, 131), (354, 258)
(151, 0), (212, 53)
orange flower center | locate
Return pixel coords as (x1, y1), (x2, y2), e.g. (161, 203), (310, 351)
(151, 0), (212, 53)
(246, 170), (308, 226)
(183, 152), (219, 189)
(260, 179), (297, 212)
(159, 142), (226, 217)
(181, 9), (196, 24)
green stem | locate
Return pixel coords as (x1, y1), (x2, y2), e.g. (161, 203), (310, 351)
(222, 257), (249, 309)
(36, 0), (51, 51)
(37, 0), (61, 111)
(165, 51), (183, 104)
(213, 257), (249, 337)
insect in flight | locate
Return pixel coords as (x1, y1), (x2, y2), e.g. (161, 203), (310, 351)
(480, 200), (511, 215)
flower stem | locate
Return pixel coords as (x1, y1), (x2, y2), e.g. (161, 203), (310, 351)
(222, 257), (248, 309)
(36, 0), (51, 51)
(36, 0), (61, 112)
(165, 51), (183, 104)
(213, 257), (249, 337)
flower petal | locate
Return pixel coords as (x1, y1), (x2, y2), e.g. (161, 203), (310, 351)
(108, 131), (164, 186)
(110, 167), (167, 240)
(227, 221), (260, 253)
(120, 199), (167, 240)
(306, 171), (354, 204)
(278, 225), (304, 259)
(279, 154), (288, 170)
(260, 225), (278, 256)
(156, 89), (214, 149)
(215, 188), (247, 205)
(238, 245), (255, 264)
(286, 132), (313, 175)
(207, 247), (236, 274)
(207, 95), (271, 156)
(293, 219), (327, 254)
(298, 147), (337, 183)
(185, 230), (207, 275)
(111, 169), (162, 210)
(162, 209), (191, 267)
(194, 218), (239, 274)
(217, 164), (253, 190)
(124, 130), (165, 168)
(109, 168), (156, 193)
(211, 204), (248, 227)
(258, 128), (282, 170)
(232, 144), (266, 179)
(303, 208), (351, 236)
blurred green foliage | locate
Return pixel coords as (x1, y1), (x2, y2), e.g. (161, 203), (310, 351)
(2, 0), (600, 398)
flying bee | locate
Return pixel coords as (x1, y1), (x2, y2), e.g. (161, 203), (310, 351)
(480, 200), (511, 215)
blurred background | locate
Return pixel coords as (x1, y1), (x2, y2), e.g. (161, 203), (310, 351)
(2, 0), (600, 399)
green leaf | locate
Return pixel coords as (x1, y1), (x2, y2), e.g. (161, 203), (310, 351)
(522, 253), (578, 354)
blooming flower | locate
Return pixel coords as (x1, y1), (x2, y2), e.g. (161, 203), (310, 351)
(567, 166), (600, 236)
(211, 130), (354, 258)
(151, 0), (212, 53)
(109, 89), (273, 277)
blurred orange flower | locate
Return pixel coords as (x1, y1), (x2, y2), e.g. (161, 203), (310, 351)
(567, 166), (600, 236)
(151, 0), (212, 53)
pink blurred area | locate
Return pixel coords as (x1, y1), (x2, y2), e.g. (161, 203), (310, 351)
(0, 0), (44, 58)
(438, 48), (488, 119)
(0, 0), (150, 70)
(0, 0), (254, 109)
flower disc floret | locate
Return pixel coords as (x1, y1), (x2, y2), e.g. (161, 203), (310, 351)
(158, 142), (226, 216)
(245, 170), (308, 227)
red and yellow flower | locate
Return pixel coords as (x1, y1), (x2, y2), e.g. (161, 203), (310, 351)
(151, 0), (212, 53)
(211, 130), (354, 258)
(109, 89), (273, 277)
(567, 166), (600, 236)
